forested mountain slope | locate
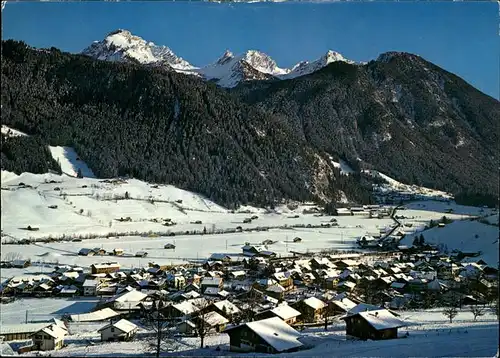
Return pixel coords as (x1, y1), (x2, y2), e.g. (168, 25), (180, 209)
(2, 40), (497, 208)
(1, 40), (371, 208)
(232, 52), (500, 202)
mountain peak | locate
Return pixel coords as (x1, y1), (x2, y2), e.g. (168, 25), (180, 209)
(216, 50), (234, 65)
(82, 29), (195, 70)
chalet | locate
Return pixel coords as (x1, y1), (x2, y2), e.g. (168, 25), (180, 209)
(203, 261), (224, 271)
(166, 273), (186, 290)
(165, 298), (209, 320)
(242, 245), (263, 257)
(224, 317), (303, 353)
(30, 324), (66, 351)
(210, 300), (242, 319)
(228, 270), (246, 280)
(265, 284), (286, 300)
(98, 319), (138, 342)
(201, 277), (223, 293)
(194, 311), (229, 333)
(293, 297), (327, 323)
(91, 262), (121, 275)
(273, 272), (294, 290)
(341, 309), (406, 340)
(255, 304), (301, 325)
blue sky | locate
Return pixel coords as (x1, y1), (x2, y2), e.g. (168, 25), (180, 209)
(3, 1), (499, 99)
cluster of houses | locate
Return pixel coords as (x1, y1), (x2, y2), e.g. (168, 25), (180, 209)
(1, 241), (497, 355)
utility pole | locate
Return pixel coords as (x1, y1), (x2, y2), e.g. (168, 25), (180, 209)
(25, 310), (28, 323)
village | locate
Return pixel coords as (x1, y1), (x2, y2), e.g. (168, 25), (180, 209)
(0, 204), (498, 356)
(1, 169), (498, 356)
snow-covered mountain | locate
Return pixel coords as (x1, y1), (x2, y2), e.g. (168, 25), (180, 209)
(81, 29), (355, 87)
(283, 50), (354, 79)
(197, 49), (289, 87)
(81, 29), (195, 71)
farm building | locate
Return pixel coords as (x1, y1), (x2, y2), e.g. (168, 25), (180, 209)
(78, 248), (95, 256)
(90, 262), (121, 274)
(341, 309), (406, 340)
(224, 317), (303, 353)
(98, 319), (138, 342)
(0, 323), (53, 342)
(69, 308), (121, 322)
(10, 259), (31, 268)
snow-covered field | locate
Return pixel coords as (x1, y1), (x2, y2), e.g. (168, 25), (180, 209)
(1, 167), (496, 267)
(400, 219), (499, 266)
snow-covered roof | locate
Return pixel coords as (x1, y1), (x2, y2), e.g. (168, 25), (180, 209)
(346, 303), (385, 318)
(271, 304), (301, 320)
(213, 300), (241, 315)
(303, 297), (326, 310)
(82, 279), (98, 287)
(273, 271), (292, 281)
(229, 270), (246, 277)
(201, 277), (222, 285)
(203, 311), (229, 327)
(98, 319), (138, 334)
(38, 324), (67, 340)
(70, 308), (120, 322)
(244, 317), (303, 352)
(114, 289), (148, 303)
(357, 309), (406, 330)
(267, 284), (286, 293)
(0, 323), (51, 335)
(91, 262), (121, 269)
(330, 298), (356, 312)
(173, 298), (208, 315)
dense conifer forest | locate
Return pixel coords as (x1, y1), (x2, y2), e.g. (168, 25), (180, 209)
(1, 40), (498, 207)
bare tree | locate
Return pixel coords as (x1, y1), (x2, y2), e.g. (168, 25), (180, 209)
(469, 302), (486, 321)
(492, 299), (499, 320)
(142, 298), (175, 358)
(442, 306), (459, 323)
(4, 252), (23, 261)
(192, 298), (213, 349)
